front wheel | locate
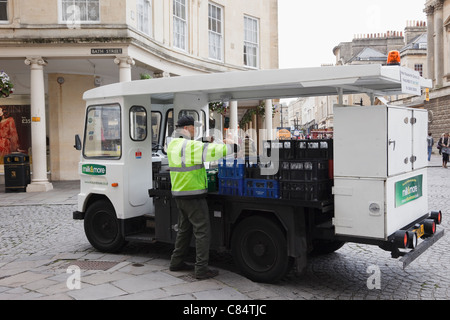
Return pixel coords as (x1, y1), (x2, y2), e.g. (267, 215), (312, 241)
(231, 216), (292, 283)
(84, 200), (126, 253)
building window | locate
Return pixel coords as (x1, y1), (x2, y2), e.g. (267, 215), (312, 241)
(244, 16), (259, 68)
(173, 0), (188, 51)
(60, 0), (100, 24)
(0, 0), (7, 22)
(208, 3), (223, 61)
(414, 64), (423, 77)
(137, 0), (152, 35)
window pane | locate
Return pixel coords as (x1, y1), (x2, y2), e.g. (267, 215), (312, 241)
(208, 3), (223, 61)
(173, 0), (187, 50)
(130, 106), (147, 141)
(61, 0), (99, 22)
(0, 0), (7, 21)
(84, 105), (121, 159)
(151, 112), (162, 146)
(244, 16), (259, 68)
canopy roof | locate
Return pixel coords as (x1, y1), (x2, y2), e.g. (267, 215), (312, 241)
(84, 64), (432, 104)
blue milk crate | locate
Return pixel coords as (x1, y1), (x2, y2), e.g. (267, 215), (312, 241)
(244, 179), (279, 199)
(218, 159), (245, 179)
(218, 177), (245, 196)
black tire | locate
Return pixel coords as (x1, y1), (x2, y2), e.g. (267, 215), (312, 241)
(310, 239), (345, 256)
(231, 216), (292, 283)
(84, 200), (126, 253)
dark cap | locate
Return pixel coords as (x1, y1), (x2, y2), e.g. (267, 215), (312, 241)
(176, 115), (195, 128)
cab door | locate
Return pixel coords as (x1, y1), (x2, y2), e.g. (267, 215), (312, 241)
(124, 95), (153, 209)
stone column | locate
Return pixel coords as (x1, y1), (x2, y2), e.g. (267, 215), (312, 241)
(25, 57), (53, 192)
(114, 56), (135, 82)
(265, 99), (273, 140)
(425, 5), (435, 81)
(434, 0), (444, 87)
(228, 100), (239, 139)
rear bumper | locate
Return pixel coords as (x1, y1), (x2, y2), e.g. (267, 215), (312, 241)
(399, 229), (444, 269)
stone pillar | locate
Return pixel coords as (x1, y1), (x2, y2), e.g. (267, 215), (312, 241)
(228, 100), (238, 139)
(25, 57), (53, 192)
(434, 0), (444, 87)
(425, 5), (435, 81)
(114, 56), (135, 82)
(265, 99), (273, 140)
(252, 112), (258, 153)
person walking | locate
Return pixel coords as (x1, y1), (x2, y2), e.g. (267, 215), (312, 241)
(427, 132), (434, 162)
(438, 132), (450, 168)
(167, 115), (237, 279)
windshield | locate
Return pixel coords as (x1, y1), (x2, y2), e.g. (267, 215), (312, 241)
(83, 104), (121, 159)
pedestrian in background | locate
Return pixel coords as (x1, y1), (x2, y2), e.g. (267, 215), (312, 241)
(438, 132), (450, 168)
(427, 132), (434, 161)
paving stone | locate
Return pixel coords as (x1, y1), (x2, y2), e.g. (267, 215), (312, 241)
(67, 283), (127, 300)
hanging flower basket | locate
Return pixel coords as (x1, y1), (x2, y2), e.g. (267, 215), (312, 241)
(209, 101), (227, 116)
(0, 70), (14, 98)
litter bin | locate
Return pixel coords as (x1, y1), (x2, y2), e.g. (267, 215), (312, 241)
(4, 153), (31, 193)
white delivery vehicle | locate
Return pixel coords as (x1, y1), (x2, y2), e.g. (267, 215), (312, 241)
(74, 64), (443, 283)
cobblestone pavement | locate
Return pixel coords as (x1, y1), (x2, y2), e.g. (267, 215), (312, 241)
(0, 157), (448, 300)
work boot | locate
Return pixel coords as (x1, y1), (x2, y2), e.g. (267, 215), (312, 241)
(195, 269), (219, 280)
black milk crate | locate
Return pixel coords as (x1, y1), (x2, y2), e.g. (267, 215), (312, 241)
(280, 179), (332, 201)
(279, 159), (329, 181)
(263, 139), (333, 160)
(295, 140), (333, 159)
(262, 140), (296, 160)
(245, 163), (279, 180)
(154, 172), (172, 190)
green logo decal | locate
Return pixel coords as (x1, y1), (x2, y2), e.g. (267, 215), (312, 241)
(82, 164), (107, 176)
(395, 174), (423, 207)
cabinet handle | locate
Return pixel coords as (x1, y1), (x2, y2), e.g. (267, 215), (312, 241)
(389, 139), (396, 151)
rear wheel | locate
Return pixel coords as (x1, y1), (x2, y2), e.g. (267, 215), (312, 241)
(231, 216), (292, 283)
(310, 239), (346, 255)
(84, 200), (126, 253)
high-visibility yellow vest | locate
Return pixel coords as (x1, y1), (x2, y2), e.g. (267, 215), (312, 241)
(167, 138), (231, 197)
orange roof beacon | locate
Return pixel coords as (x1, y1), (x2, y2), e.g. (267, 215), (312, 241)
(387, 50), (401, 65)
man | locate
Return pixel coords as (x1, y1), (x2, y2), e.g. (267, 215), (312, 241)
(167, 115), (236, 279)
(427, 132), (434, 161)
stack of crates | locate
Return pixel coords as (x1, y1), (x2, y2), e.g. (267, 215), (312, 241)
(218, 159), (245, 196)
(217, 157), (280, 199)
(264, 139), (334, 202)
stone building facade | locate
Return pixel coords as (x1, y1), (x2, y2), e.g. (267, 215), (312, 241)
(0, 0), (279, 187)
(424, 0), (450, 145)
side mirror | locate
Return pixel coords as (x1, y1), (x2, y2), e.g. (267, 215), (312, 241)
(74, 134), (82, 151)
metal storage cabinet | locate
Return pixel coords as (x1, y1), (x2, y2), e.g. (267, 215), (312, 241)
(333, 105), (428, 178)
(333, 105), (429, 240)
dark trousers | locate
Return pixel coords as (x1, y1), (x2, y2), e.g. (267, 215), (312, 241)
(170, 197), (210, 276)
